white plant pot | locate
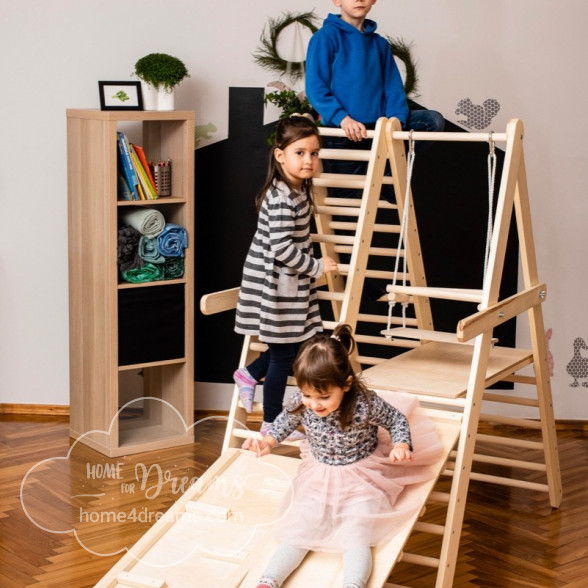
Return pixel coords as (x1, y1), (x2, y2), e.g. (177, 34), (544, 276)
(157, 87), (175, 111)
(141, 81), (159, 111)
(140, 82), (175, 111)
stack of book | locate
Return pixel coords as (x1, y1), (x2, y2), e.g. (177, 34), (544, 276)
(117, 131), (160, 201)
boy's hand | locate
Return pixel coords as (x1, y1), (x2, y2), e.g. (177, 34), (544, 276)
(322, 256), (339, 273)
(389, 443), (413, 463)
(242, 436), (276, 457)
(341, 115), (368, 142)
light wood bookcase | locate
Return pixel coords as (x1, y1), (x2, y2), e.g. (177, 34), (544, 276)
(66, 109), (195, 457)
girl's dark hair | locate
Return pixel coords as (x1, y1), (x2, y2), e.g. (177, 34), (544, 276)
(292, 323), (371, 430)
(255, 115), (320, 212)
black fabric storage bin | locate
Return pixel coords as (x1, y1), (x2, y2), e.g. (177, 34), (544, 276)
(118, 284), (185, 366)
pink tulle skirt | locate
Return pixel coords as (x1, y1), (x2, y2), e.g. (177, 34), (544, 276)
(273, 392), (444, 551)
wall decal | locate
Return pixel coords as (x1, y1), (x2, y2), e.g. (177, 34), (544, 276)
(455, 98), (500, 130)
(195, 123), (217, 148)
(566, 337), (588, 387)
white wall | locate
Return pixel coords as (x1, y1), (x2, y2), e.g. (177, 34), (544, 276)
(1, 0), (587, 418)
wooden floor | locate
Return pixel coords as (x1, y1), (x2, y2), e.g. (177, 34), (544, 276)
(1, 414), (587, 588)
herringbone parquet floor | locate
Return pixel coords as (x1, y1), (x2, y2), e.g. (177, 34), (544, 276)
(1, 415), (586, 587)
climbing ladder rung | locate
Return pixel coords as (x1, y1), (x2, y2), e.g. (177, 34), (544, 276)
(336, 264), (409, 282)
(324, 196), (396, 209)
(311, 233), (356, 245)
(386, 285), (484, 303)
(319, 148), (372, 161)
(330, 221), (400, 234)
(319, 127), (376, 138)
(314, 173), (395, 189)
(334, 245), (404, 258)
(316, 290), (345, 302)
(381, 327), (466, 345)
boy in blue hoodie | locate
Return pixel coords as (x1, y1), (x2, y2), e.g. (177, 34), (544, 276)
(306, 0), (444, 141)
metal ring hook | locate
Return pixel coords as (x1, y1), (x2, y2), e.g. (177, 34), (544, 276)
(408, 129), (415, 156)
(488, 131), (496, 157)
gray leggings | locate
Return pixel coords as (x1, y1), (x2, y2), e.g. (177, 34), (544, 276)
(262, 543), (372, 588)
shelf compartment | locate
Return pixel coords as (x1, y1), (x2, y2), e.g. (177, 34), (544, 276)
(118, 284), (185, 366)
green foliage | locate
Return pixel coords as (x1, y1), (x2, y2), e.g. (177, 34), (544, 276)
(134, 53), (190, 91)
(387, 37), (419, 99)
(253, 11), (319, 82)
(264, 89), (315, 145)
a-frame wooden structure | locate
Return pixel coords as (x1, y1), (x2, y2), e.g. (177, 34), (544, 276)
(96, 118), (561, 588)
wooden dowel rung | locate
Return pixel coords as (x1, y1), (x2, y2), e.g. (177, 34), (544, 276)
(311, 233), (356, 245)
(316, 205), (360, 216)
(330, 221), (400, 234)
(354, 334), (419, 348)
(333, 245), (404, 258)
(392, 130), (507, 142)
(479, 412), (542, 429)
(386, 285), (484, 303)
(502, 374), (537, 385)
(468, 472), (550, 493)
(315, 174), (395, 189)
(468, 452), (547, 472)
(319, 148), (371, 161)
(400, 552), (440, 568)
(413, 521), (445, 535)
(381, 328), (464, 345)
(319, 127), (376, 138)
(482, 392), (540, 407)
(427, 491), (451, 504)
(323, 196), (396, 209)
(317, 290), (345, 301)
(356, 355), (387, 365)
(337, 264), (409, 282)
(476, 432), (544, 450)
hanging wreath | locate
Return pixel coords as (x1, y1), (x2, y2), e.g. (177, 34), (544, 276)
(253, 11), (320, 82)
(387, 37), (419, 99)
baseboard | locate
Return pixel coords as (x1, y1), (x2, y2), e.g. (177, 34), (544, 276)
(0, 403), (70, 416)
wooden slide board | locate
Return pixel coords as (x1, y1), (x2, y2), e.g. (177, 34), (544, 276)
(95, 410), (461, 588)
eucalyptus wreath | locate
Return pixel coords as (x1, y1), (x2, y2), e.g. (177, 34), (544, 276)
(253, 11), (320, 81)
(387, 37), (419, 99)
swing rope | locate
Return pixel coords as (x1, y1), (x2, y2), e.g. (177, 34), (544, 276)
(484, 133), (497, 283)
(386, 132), (416, 334)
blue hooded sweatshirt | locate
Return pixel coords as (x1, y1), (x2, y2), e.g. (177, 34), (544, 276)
(305, 14), (409, 128)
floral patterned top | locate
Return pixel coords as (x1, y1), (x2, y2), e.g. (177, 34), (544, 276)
(268, 389), (412, 466)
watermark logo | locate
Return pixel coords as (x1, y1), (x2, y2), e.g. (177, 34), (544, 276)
(20, 397), (294, 565)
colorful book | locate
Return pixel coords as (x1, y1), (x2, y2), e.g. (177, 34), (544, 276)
(117, 132), (140, 200)
(117, 172), (133, 201)
(129, 145), (157, 200)
(132, 144), (158, 194)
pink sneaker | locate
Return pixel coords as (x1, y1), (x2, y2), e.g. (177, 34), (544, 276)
(257, 578), (279, 588)
(233, 367), (256, 413)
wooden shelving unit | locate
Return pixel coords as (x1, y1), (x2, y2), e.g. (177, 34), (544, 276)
(66, 109), (195, 457)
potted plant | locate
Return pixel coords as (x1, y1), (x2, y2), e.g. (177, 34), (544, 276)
(134, 53), (190, 111)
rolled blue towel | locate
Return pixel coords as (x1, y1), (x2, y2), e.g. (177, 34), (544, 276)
(156, 223), (188, 257)
(138, 235), (166, 264)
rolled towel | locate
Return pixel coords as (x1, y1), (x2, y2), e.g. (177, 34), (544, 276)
(138, 235), (166, 264)
(156, 223), (188, 257)
(162, 257), (184, 279)
(120, 208), (166, 238)
(118, 226), (144, 272)
(120, 262), (163, 284)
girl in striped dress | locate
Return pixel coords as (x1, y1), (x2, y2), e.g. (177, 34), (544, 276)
(234, 115), (338, 437)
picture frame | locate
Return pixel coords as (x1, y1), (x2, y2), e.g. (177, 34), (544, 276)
(98, 81), (143, 111)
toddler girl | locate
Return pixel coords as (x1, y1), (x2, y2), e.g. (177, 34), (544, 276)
(243, 323), (443, 588)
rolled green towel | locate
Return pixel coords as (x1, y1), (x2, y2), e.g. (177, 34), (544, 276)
(120, 262), (163, 283)
(120, 208), (166, 238)
(162, 257), (184, 279)
(138, 235), (166, 264)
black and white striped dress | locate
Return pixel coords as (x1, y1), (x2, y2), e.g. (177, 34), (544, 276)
(235, 180), (324, 344)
